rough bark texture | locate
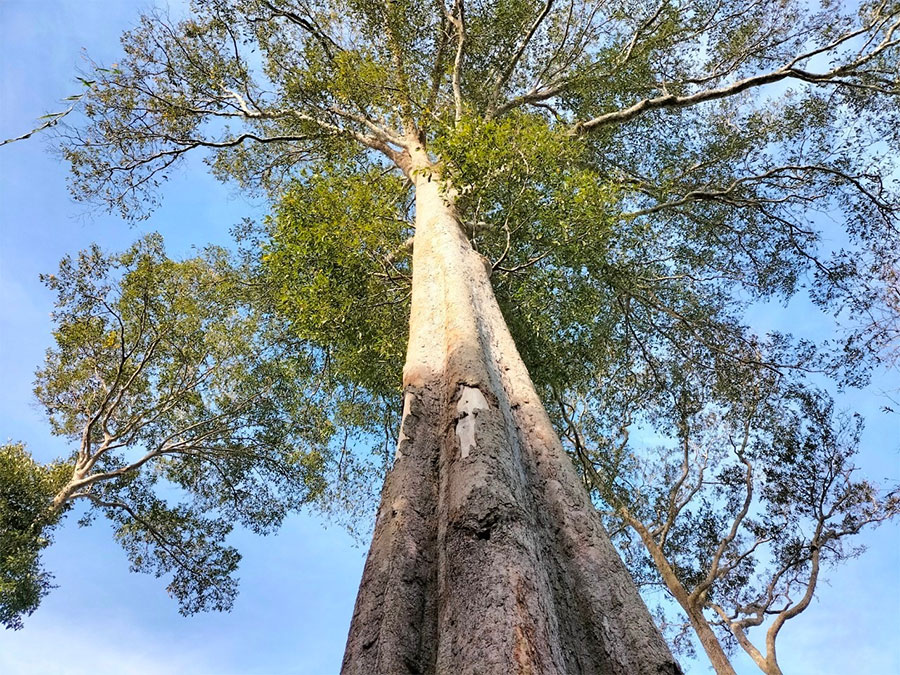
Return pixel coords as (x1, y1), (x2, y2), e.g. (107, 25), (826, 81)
(342, 155), (681, 675)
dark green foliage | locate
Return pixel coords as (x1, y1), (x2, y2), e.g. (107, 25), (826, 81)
(0, 443), (72, 630)
(262, 165), (413, 396)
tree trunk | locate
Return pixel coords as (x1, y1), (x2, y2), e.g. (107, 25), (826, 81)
(687, 609), (737, 675)
(342, 154), (680, 675)
(620, 509), (736, 675)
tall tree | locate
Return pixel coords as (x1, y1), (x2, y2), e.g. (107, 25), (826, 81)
(42, 0), (899, 672)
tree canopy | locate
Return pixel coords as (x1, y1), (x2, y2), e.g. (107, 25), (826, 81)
(58, 0), (899, 385)
(1, 235), (340, 627)
(4, 0), (898, 669)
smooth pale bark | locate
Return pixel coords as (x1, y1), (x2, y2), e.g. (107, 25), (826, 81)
(342, 153), (680, 675)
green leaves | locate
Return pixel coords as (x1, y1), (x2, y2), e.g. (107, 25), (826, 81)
(21, 235), (335, 620)
(263, 163), (412, 396)
(433, 113), (620, 387)
(108, 489), (241, 615)
(0, 444), (72, 630)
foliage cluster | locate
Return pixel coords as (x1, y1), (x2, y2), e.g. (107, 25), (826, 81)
(2, 235), (339, 625)
(0, 444), (71, 630)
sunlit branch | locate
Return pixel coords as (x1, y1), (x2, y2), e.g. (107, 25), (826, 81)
(445, 0), (466, 123)
(574, 9), (900, 133)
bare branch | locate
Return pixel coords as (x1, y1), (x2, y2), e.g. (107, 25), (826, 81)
(446, 0), (466, 123)
(1, 99), (83, 147)
(574, 10), (900, 133)
(488, 0), (555, 112)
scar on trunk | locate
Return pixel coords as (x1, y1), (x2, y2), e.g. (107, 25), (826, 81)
(395, 392), (414, 460)
(455, 385), (489, 458)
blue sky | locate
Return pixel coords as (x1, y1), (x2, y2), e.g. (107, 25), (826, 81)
(0, 2), (897, 674)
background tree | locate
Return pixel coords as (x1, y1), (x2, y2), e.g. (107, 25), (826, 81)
(0, 235), (337, 629)
(556, 342), (899, 674)
(15, 0), (899, 672)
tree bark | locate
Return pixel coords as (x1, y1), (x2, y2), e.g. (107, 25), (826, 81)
(342, 153), (680, 675)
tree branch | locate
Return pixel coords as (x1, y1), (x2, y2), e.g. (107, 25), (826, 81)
(573, 9), (900, 134)
(488, 0), (555, 113)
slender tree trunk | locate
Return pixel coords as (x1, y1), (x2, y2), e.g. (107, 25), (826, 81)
(620, 509), (736, 675)
(687, 609), (737, 675)
(342, 153), (680, 675)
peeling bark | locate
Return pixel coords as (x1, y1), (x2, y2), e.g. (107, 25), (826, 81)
(455, 385), (489, 459)
(342, 153), (680, 675)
